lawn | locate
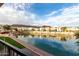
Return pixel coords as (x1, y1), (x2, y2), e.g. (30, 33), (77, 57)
(0, 36), (25, 49)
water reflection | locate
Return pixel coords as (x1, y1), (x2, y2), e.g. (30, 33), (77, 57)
(17, 35), (79, 56)
(17, 34), (75, 41)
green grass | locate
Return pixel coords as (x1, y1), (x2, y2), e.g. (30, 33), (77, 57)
(0, 36), (25, 49)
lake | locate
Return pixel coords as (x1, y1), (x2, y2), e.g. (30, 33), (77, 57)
(17, 35), (79, 56)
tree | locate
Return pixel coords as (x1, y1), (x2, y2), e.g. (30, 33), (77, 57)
(31, 28), (35, 31)
(14, 28), (18, 31)
(43, 28), (46, 31)
(74, 31), (79, 39)
(3, 25), (11, 30)
(61, 36), (66, 41)
(18, 30), (30, 36)
(61, 27), (67, 32)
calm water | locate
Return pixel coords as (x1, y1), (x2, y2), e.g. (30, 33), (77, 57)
(17, 35), (79, 56)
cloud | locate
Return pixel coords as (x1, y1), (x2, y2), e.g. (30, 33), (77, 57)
(0, 3), (38, 25)
(0, 3), (79, 26)
(44, 4), (79, 26)
(45, 9), (62, 17)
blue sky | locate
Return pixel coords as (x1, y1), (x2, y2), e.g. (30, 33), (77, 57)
(29, 3), (75, 16)
(0, 3), (79, 26)
(29, 3), (64, 16)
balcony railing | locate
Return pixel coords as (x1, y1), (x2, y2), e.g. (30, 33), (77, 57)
(0, 34), (52, 56)
(0, 40), (31, 56)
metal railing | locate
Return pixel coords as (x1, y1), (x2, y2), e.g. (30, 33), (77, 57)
(0, 34), (52, 56)
(0, 40), (31, 56)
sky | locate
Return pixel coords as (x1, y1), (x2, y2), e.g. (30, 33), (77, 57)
(0, 3), (79, 26)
